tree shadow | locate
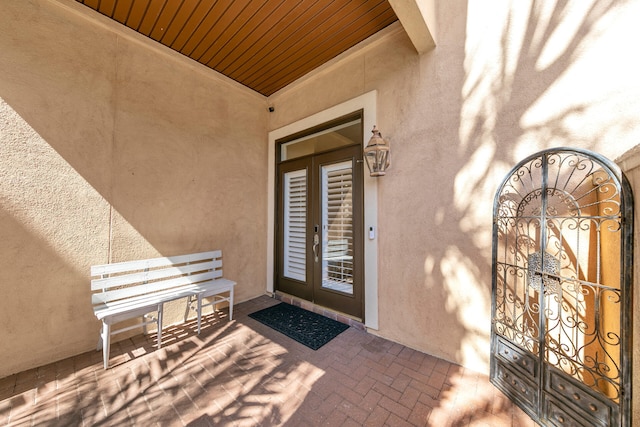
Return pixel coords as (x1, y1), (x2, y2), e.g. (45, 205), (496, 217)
(437, 0), (630, 424)
(412, 0), (628, 363)
(2, 299), (321, 426)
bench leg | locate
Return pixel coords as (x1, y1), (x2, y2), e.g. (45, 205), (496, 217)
(101, 322), (111, 370)
(156, 304), (164, 349)
(197, 295), (203, 335)
(143, 314), (149, 336)
(195, 287), (234, 335)
(184, 294), (195, 323)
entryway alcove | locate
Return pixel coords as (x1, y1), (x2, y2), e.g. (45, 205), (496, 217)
(490, 148), (634, 426)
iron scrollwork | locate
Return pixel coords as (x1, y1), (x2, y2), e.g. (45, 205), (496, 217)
(491, 148), (633, 427)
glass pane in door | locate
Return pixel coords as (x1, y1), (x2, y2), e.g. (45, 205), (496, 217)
(321, 160), (354, 294)
(280, 119), (361, 161)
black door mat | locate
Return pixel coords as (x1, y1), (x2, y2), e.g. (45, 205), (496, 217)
(248, 302), (349, 350)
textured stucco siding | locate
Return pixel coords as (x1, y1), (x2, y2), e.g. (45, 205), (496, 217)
(269, 0), (640, 374)
(0, 0), (268, 377)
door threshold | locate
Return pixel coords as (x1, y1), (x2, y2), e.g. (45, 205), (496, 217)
(272, 291), (365, 331)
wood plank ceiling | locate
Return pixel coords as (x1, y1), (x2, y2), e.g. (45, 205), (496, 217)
(76, 0), (398, 96)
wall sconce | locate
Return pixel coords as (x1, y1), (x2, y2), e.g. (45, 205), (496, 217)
(364, 126), (390, 177)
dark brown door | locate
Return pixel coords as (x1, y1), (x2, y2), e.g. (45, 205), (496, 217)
(276, 144), (364, 319)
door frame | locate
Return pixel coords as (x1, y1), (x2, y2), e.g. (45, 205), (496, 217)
(266, 91), (379, 329)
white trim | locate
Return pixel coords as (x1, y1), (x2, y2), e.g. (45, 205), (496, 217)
(267, 91), (379, 329)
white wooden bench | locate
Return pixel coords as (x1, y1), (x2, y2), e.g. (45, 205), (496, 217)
(91, 250), (235, 369)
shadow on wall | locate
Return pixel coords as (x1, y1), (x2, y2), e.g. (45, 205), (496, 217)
(0, 203), (95, 363)
(389, 0), (633, 378)
(0, 0), (266, 377)
(455, 0), (634, 365)
(0, 0), (268, 264)
(395, 1), (636, 424)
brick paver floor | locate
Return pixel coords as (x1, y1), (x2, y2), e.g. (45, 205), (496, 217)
(0, 296), (535, 426)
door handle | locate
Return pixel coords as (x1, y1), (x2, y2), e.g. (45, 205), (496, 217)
(313, 234), (319, 262)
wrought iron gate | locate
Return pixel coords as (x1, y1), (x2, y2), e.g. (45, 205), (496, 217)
(491, 148), (633, 426)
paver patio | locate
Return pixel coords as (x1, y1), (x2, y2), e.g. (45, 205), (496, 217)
(0, 296), (535, 426)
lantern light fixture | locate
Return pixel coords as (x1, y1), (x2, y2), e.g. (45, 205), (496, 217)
(364, 125), (390, 177)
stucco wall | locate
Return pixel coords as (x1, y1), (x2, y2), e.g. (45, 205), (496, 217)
(2, 0), (640, 392)
(0, 0), (267, 377)
(269, 0), (640, 375)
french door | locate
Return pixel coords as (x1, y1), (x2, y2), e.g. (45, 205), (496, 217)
(276, 144), (364, 319)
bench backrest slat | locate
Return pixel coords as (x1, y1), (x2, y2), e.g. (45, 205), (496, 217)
(92, 270), (220, 305)
(90, 260), (222, 291)
(91, 250), (221, 277)
(91, 250), (224, 307)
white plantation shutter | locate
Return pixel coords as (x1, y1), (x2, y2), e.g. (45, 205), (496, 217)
(283, 170), (307, 281)
(321, 161), (354, 294)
